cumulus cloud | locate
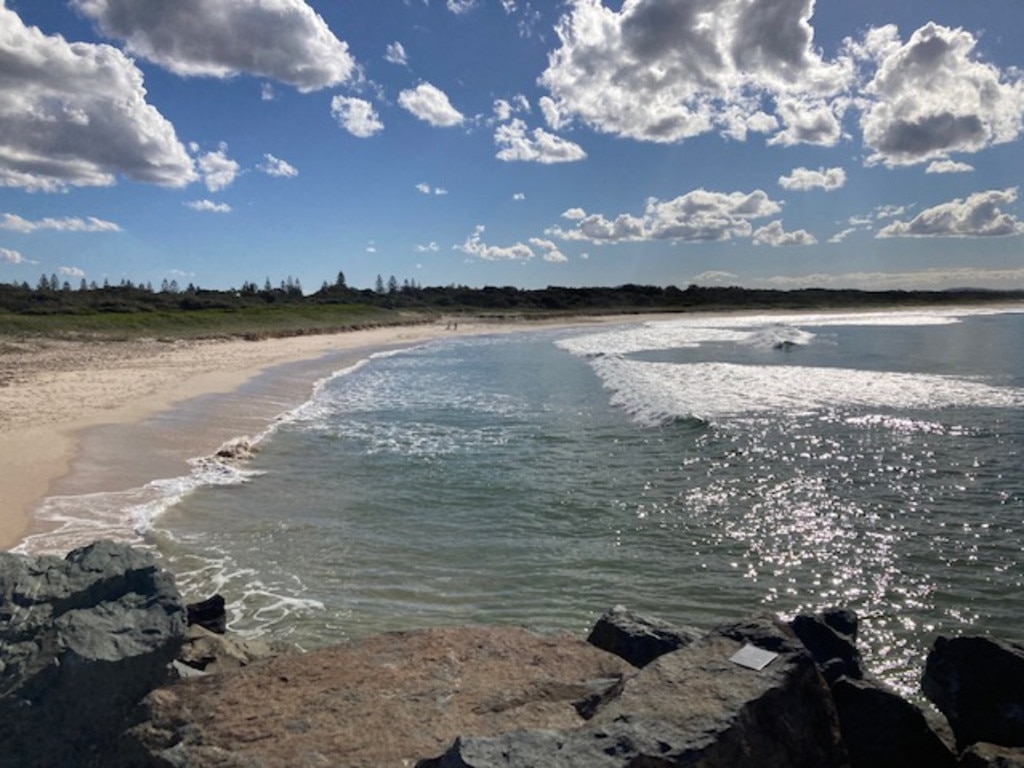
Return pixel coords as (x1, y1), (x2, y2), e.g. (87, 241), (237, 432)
(398, 83), (464, 127)
(385, 41), (408, 66)
(0, 214), (121, 233)
(493, 94), (530, 122)
(58, 265), (86, 278)
(778, 166), (847, 191)
(877, 188), (1024, 238)
(258, 154), (298, 178)
(414, 242), (440, 253)
(455, 225), (534, 261)
(513, 192), (525, 201)
(185, 199), (232, 213)
(529, 237), (568, 263)
(926, 159), (974, 174)
(196, 144), (240, 192)
(0, 4), (195, 191)
(494, 119), (587, 163)
(331, 96), (384, 138)
(856, 23), (1024, 167)
(71, 0), (356, 92)
(539, 0), (852, 146)
(752, 220), (817, 246)
(551, 189), (784, 243)
(0, 247), (26, 264)
(692, 270), (739, 285)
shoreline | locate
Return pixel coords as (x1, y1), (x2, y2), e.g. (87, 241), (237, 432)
(0, 314), (670, 552)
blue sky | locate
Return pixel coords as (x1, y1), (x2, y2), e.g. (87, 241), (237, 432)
(1, 0), (1023, 293)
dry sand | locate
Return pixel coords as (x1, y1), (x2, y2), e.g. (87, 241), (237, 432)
(0, 315), (658, 551)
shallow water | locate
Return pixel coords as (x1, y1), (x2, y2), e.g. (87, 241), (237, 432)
(22, 308), (1024, 696)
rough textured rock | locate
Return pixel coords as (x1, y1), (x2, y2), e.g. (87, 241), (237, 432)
(831, 675), (955, 768)
(425, 615), (849, 768)
(586, 604), (702, 668)
(959, 743), (1024, 767)
(789, 610), (864, 683)
(923, 635), (1024, 750)
(0, 540), (186, 768)
(175, 624), (287, 676)
(115, 625), (632, 768)
(186, 594), (227, 634)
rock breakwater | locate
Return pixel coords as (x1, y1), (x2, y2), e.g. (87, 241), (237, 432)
(2, 542), (1023, 767)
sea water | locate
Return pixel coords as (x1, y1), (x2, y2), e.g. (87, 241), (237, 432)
(19, 308), (1024, 696)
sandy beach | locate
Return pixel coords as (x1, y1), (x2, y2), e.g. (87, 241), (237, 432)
(0, 314), (660, 552)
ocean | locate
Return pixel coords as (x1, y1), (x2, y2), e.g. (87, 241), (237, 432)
(17, 307), (1024, 696)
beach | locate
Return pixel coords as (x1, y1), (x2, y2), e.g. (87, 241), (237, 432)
(0, 314), (663, 551)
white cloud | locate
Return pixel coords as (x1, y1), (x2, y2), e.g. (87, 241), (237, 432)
(261, 82), (276, 101)
(416, 182), (448, 196)
(196, 145), (240, 192)
(763, 267), (1024, 291)
(493, 94), (530, 122)
(778, 166), (847, 191)
(415, 242), (440, 253)
(752, 220), (818, 246)
(529, 237), (568, 263)
(258, 154), (298, 178)
(385, 41), (408, 66)
(185, 199), (232, 213)
(0, 4), (195, 191)
(0, 214), (121, 233)
(0, 247), (25, 264)
(828, 227), (857, 244)
(495, 119), (587, 164)
(446, 0), (477, 14)
(692, 270), (739, 285)
(513, 193), (525, 201)
(331, 96), (384, 138)
(398, 83), (464, 127)
(878, 188), (1024, 238)
(58, 266), (86, 278)
(550, 189), (783, 244)
(455, 225), (534, 261)
(856, 23), (1024, 167)
(926, 159), (975, 174)
(539, 0), (852, 146)
(71, 0), (356, 92)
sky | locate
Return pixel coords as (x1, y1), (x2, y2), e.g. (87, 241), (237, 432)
(0, 0), (1023, 293)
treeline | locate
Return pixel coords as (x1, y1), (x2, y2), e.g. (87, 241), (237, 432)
(1, 272), (1022, 317)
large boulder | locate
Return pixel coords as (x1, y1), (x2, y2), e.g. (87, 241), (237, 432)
(959, 743), (1024, 767)
(114, 625), (633, 767)
(0, 540), (186, 767)
(425, 615), (850, 768)
(586, 604), (702, 668)
(923, 636), (1024, 750)
(789, 609), (864, 683)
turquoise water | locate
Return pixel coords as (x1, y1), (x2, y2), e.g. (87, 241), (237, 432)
(23, 308), (1024, 695)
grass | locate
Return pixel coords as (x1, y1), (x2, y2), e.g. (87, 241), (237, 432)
(0, 304), (438, 342)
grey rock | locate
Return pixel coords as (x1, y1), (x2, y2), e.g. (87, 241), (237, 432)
(831, 675), (955, 768)
(789, 610), (864, 683)
(923, 635), (1024, 750)
(959, 743), (1024, 768)
(424, 615), (849, 768)
(0, 540), (186, 767)
(586, 604), (702, 668)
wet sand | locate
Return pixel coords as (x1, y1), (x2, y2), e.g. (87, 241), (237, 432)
(0, 315), (664, 551)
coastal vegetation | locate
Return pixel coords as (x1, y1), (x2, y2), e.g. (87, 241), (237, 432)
(0, 273), (1022, 340)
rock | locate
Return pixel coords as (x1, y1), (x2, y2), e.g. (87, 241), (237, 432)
(831, 675), (955, 768)
(0, 540), (186, 768)
(425, 615), (849, 768)
(923, 636), (1024, 750)
(175, 624), (286, 676)
(822, 607), (859, 641)
(586, 604), (702, 668)
(186, 593), (227, 634)
(114, 625), (632, 768)
(959, 743), (1024, 767)
(789, 610), (864, 683)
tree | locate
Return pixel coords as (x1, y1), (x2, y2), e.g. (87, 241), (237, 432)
(335, 270), (347, 288)
(375, 274), (385, 294)
(387, 275), (398, 294)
